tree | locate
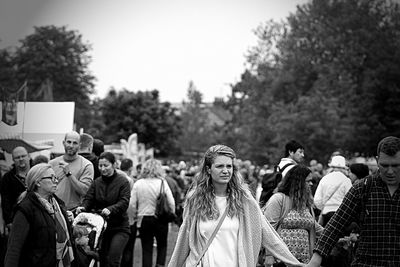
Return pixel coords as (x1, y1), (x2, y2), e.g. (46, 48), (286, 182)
(227, 0), (400, 163)
(13, 25), (95, 129)
(100, 88), (181, 157)
(0, 48), (17, 90)
(178, 81), (218, 156)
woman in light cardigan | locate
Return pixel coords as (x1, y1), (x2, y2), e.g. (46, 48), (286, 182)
(168, 145), (303, 267)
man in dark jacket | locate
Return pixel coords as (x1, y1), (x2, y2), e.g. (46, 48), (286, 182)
(0, 146), (30, 233)
(0, 146), (31, 267)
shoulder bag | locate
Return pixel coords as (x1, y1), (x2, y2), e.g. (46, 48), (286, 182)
(317, 182), (342, 225)
(155, 179), (176, 223)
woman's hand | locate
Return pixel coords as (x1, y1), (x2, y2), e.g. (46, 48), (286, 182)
(101, 208), (111, 217)
(66, 210), (74, 222)
(264, 256), (275, 267)
(75, 206), (85, 215)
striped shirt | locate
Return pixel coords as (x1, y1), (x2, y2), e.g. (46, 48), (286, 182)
(314, 173), (400, 266)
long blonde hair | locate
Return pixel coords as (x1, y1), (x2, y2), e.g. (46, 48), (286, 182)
(185, 145), (251, 220)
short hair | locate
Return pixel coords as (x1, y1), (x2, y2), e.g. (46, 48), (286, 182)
(80, 133), (94, 151)
(99, 151), (116, 164)
(12, 146), (29, 159)
(64, 131), (80, 141)
(32, 154), (49, 166)
(120, 158), (133, 171)
(285, 140), (304, 157)
(93, 139), (104, 157)
(73, 225), (89, 238)
(377, 136), (400, 156)
(350, 163), (370, 180)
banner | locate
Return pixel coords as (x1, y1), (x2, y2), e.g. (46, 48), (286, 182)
(1, 82), (27, 126)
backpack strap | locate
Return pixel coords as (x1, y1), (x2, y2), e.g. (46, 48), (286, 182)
(359, 176), (373, 225)
(279, 163), (295, 173)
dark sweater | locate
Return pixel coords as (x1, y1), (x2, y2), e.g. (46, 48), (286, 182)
(82, 170), (131, 233)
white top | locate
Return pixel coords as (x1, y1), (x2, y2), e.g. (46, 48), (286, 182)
(314, 171), (352, 214)
(130, 177), (175, 227)
(197, 196), (239, 267)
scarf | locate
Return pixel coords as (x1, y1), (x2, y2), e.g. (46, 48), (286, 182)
(35, 193), (75, 267)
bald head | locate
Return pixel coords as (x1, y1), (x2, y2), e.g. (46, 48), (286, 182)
(64, 131), (80, 142)
(63, 131), (80, 158)
(12, 146), (30, 171)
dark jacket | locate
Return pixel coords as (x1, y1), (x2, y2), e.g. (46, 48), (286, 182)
(0, 166), (27, 224)
(4, 192), (75, 267)
(82, 171), (130, 233)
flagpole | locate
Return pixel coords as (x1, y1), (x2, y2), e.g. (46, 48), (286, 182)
(21, 81), (28, 139)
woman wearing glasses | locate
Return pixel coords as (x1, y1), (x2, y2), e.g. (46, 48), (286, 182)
(4, 163), (74, 267)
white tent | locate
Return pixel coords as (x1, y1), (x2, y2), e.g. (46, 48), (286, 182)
(0, 102), (75, 154)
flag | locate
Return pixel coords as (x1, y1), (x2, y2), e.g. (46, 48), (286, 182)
(1, 81), (27, 126)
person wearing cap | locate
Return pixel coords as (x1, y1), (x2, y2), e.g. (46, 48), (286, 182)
(4, 163), (74, 267)
(307, 136), (400, 267)
(313, 155), (352, 227)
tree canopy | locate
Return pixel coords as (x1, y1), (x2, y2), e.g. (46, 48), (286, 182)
(98, 88), (181, 157)
(227, 0), (400, 164)
(7, 25), (95, 129)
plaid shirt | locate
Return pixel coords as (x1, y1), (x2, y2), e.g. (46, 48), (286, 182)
(314, 172), (400, 267)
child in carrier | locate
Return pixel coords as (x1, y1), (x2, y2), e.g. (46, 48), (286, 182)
(73, 225), (99, 259)
(72, 212), (106, 267)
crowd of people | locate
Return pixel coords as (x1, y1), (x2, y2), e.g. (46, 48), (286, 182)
(0, 133), (399, 267)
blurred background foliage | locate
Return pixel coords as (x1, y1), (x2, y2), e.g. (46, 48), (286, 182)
(1, 0), (400, 164)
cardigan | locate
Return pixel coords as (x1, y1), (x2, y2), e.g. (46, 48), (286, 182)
(167, 194), (304, 267)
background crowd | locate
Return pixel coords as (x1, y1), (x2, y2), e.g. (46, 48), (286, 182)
(0, 133), (398, 267)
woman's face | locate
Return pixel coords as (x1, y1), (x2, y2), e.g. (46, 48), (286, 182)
(305, 173), (314, 188)
(38, 168), (58, 194)
(99, 158), (115, 177)
(209, 155), (233, 186)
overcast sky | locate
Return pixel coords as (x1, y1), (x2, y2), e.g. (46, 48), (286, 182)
(0, 0), (309, 103)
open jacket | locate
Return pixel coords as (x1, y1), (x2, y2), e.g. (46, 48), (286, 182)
(168, 194), (303, 267)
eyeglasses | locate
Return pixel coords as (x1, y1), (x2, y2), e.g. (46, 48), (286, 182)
(41, 175), (58, 183)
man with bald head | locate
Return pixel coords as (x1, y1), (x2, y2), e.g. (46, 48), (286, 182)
(49, 131), (94, 210)
(0, 146), (31, 232)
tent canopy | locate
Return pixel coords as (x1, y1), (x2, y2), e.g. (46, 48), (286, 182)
(0, 138), (53, 154)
